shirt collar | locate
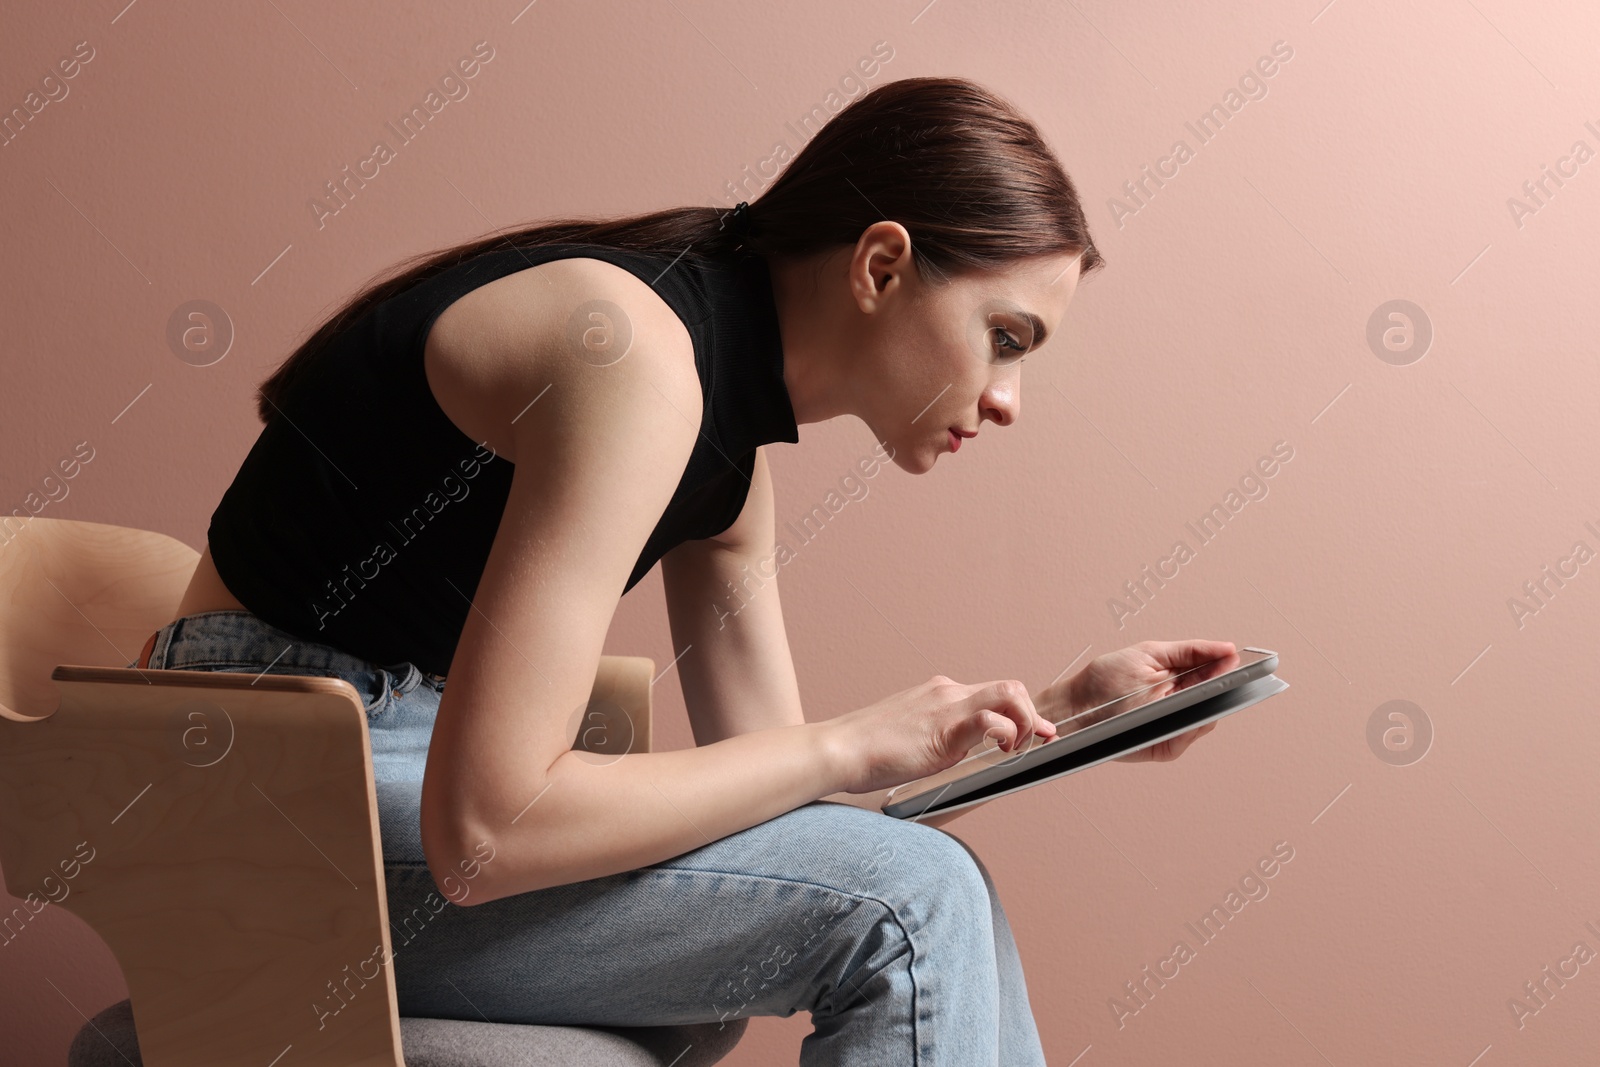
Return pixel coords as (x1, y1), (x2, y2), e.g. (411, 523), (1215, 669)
(697, 250), (800, 458)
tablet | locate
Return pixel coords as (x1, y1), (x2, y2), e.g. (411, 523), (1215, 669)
(881, 647), (1285, 820)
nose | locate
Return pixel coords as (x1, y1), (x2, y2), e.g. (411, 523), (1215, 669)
(981, 375), (1019, 428)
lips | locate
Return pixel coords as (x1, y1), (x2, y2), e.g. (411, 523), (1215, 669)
(948, 429), (961, 452)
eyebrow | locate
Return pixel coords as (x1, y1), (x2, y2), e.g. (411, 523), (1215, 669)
(1023, 312), (1049, 349)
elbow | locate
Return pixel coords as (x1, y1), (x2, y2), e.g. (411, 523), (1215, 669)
(419, 804), (506, 907)
(418, 758), (591, 902)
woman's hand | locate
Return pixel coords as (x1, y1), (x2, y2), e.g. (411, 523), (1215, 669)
(822, 675), (1060, 795)
(1044, 639), (1237, 764)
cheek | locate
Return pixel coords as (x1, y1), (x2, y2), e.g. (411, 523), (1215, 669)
(885, 314), (983, 426)
(947, 348), (993, 402)
(918, 328), (986, 387)
(901, 354), (970, 428)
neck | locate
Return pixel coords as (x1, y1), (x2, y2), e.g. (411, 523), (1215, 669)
(764, 250), (858, 428)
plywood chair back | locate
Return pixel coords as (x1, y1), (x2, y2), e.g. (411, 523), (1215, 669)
(0, 518), (656, 1066)
(0, 516), (196, 720)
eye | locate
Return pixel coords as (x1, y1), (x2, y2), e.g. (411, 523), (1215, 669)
(988, 326), (1026, 360)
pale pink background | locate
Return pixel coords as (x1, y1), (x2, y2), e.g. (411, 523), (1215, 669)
(5, 0), (1600, 1063)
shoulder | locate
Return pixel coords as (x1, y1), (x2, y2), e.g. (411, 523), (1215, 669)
(425, 254), (702, 459)
(431, 254), (693, 360)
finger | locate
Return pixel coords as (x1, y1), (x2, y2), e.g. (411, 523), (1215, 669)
(946, 708), (1018, 758)
(1166, 722), (1216, 758)
(1125, 720), (1215, 764)
(1164, 732), (1200, 759)
(1146, 639), (1237, 673)
(1033, 705), (1059, 740)
(962, 681), (1040, 752)
(1143, 729), (1193, 763)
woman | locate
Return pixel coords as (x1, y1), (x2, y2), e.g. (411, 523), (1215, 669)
(138, 76), (1223, 1064)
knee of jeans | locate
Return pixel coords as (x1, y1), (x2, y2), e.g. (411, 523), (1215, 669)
(841, 826), (994, 1005)
(804, 805), (992, 937)
(943, 830), (1000, 896)
(905, 825), (992, 925)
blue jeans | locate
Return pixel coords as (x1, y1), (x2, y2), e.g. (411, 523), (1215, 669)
(135, 610), (1047, 1066)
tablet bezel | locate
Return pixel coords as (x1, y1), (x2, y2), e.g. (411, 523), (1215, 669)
(881, 647), (1280, 819)
(884, 672), (1290, 819)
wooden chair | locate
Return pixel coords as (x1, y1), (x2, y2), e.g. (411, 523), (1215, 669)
(0, 518), (747, 1067)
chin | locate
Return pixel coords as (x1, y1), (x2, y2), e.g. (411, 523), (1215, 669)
(896, 446), (938, 475)
(865, 427), (928, 473)
(884, 450), (920, 474)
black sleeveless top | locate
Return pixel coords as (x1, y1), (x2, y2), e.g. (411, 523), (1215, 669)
(207, 243), (799, 676)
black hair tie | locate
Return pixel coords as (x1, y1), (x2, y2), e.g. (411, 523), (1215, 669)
(727, 200), (754, 240)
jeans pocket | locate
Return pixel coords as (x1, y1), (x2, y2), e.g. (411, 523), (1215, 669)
(367, 663), (425, 725)
(347, 667), (402, 723)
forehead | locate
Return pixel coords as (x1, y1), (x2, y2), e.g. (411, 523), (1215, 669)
(992, 251), (1081, 298)
(952, 251), (1083, 334)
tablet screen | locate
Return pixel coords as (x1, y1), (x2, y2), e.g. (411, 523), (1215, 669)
(884, 647), (1273, 807)
(1051, 647), (1261, 735)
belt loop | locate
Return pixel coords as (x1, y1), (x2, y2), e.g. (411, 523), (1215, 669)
(392, 662), (424, 696)
(136, 629), (160, 670)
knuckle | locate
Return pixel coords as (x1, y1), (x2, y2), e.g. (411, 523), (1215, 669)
(987, 680), (1022, 711)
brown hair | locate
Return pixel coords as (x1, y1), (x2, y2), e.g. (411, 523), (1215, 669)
(255, 75), (1103, 424)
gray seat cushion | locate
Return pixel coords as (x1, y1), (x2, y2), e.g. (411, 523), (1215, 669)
(69, 998), (747, 1067)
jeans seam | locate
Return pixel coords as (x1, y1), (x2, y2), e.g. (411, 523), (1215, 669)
(638, 864), (922, 1057)
(406, 861), (924, 1059)
(386, 662), (423, 698)
(365, 675), (398, 724)
(149, 621), (176, 669)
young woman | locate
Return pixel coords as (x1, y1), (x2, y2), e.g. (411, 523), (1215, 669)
(139, 76), (1224, 1064)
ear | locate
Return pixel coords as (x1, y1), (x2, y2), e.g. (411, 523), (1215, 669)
(849, 221), (913, 312)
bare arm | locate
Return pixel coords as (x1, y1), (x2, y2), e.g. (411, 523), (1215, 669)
(846, 651), (1222, 831)
(819, 681), (1072, 831)
(660, 446), (806, 745)
(418, 261), (1055, 904)
(419, 270), (844, 904)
